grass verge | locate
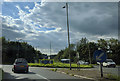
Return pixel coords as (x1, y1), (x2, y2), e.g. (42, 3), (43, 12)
(50, 68), (58, 72)
(28, 62), (93, 68)
(56, 69), (118, 81)
(106, 74), (120, 81)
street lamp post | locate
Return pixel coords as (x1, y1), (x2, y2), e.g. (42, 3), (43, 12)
(50, 41), (51, 59)
(88, 43), (91, 64)
(16, 38), (22, 58)
(36, 46), (39, 63)
(63, 3), (71, 70)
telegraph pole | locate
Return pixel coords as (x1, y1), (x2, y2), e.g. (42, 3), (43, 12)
(88, 43), (91, 64)
(63, 3), (71, 70)
(50, 41), (51, 59)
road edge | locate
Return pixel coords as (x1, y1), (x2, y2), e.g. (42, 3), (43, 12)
(56, 71), (95, 81)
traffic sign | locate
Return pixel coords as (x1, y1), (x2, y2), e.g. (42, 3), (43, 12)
(93, 50), (107, 63)
(76, 52), (79, 58)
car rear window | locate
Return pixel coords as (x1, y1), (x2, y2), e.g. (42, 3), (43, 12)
(15, 58), (27, 64)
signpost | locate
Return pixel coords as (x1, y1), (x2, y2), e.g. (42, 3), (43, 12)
(76, 52), (80, 70)
(94, 50), (107, 78)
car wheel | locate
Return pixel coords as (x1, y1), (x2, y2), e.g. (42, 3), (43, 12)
(14, 70), (17, 73)
(26, 70), (28, 73)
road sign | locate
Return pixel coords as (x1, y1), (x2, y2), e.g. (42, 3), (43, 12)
(94, 50), (107, 78)
(76, 52), (79, 58)
(93, 50), (107, 63)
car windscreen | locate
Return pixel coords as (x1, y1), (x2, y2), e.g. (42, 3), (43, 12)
(106, 59), (113, 62)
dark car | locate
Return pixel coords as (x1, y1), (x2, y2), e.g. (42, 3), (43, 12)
(12, 58), (29, 73)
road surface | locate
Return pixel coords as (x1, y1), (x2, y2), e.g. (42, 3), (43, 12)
(93, 65), (120, 76)
(2, 65), (93, 81)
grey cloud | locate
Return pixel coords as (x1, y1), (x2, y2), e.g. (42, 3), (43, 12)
(31, 2), (118, 35)
(2, 24), (26, 40)
(24, 31), (68, 53)
(69, 2), (118, 35)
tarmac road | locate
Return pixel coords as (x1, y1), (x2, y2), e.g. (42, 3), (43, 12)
(2, 65), (94, 81)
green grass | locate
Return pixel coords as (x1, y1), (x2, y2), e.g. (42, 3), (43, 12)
(71, 74), (74, 76)
(66, 72), (69, 74)
(89, 64), (97, 66)
(28, 62), (93, 68)
(50, 68), (58, 72)
(106, 74), (120, 81)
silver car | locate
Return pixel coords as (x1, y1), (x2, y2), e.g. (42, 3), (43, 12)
(12, 58), (29, 73)
(77, 60), (89, 65)
(103, 59), (116, 68)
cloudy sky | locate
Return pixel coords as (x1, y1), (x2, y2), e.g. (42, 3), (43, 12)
(0, 1), (118, 55)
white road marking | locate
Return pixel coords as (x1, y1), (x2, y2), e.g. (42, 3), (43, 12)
(16, 77), (25, 79)
(74, 75), (94, 80)
(0, 65), (2, 68)
(35, 74), (50, 81)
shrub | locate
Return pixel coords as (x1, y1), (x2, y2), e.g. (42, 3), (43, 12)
(66, 72), (69, 74)
(55, 68), (57, 72)
(71, 74), (74, 76)
(50, 69), (54, 71)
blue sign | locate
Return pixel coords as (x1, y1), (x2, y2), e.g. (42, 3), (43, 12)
(93, 50), (107, 62)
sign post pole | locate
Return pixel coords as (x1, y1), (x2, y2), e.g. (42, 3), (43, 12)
(100, 62), (103, 78)
(76, 52), (80, 70)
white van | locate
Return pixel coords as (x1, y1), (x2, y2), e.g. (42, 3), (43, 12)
(103, 59), (116, 68)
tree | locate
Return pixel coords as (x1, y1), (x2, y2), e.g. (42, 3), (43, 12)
(54, 37), (120, 64)
(107, 38), (120, 64)
(88, 42), (98, 64)
(2, 37), (43, 64)
(97, 39), (108, 52)
(54, 44), (76, 62)
(76, 38), (89, 61)
(54, 49), (64, 61)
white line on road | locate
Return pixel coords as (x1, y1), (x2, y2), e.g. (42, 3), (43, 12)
(16, 77), (26, 79)
(74, 75), (94, 80)
(35, 74), (50, 81)
(0, 65), (2, 68)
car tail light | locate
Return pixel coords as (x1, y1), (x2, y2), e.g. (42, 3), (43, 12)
(14, 65), (16, 68)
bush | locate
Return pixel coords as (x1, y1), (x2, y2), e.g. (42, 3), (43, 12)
(50, 69), (54, 71)
(66, 72), (69, 74)
(71, 74), (74, 76)
(55, 68), (57, 72)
